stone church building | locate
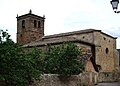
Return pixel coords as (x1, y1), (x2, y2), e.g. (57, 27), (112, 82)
(16, 10), (119, 73)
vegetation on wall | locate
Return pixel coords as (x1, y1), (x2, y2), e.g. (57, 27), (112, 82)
(44, 42), (84, 76)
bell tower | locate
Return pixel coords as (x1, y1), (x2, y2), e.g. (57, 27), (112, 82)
(16, 10), (45, 45)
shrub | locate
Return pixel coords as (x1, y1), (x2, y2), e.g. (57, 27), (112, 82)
(44, 42), (84, 76)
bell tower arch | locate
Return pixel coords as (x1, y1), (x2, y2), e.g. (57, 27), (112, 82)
(16, 10), (45, 45)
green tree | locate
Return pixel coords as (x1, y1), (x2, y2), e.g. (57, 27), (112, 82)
(44, 42), (84, 76)
(0, 30), (42, 86)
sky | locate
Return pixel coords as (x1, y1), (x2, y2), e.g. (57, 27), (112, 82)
(0, 0), (120, 49)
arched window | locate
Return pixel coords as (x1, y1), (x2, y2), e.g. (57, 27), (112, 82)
(38, 21), (41, 28)
(34, 20), (37, 28)
(22, 20), (25, 28)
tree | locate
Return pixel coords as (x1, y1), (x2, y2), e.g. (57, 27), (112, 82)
(0, 30), (85, 85)
(44, 42), (84, 76)
(0, 30), (42, 86)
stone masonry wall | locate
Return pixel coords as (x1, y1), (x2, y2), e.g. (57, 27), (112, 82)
(94, 32), (117, 72)
(17, 14), (44, 45)
(30, 73), (98, 86)
(98, 72), (120, 82)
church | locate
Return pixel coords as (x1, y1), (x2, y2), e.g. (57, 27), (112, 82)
(16, 10), (119, 73)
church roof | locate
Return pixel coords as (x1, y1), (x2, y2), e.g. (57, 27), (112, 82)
(23, 29), (116, 48)
(23, 36), (95, 48)
(43, 29), (117, 39)
(43, 29), (99, 39)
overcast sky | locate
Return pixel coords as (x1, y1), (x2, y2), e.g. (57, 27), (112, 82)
(0, 0), (120, 49)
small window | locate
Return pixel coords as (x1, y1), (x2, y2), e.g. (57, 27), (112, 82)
(38, 21), (40, 28)
(106, 48), (109, 54)
(104, 37), (106, 40)
(20, 34), (22, 37)
(34, 20), (37, 28)
(22, 20), (25, 28)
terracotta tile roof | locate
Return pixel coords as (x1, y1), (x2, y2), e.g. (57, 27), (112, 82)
(43, 29), (100, 39)
(23, 36), (95, 48)
(43, 29), (116, 39)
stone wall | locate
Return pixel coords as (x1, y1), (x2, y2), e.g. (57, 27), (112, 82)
(94, 31), (118, 72)
(98, 72), (120, 82)
(30, 72), (120, 86)
(30, 73), (98, 86)
(17, 13), (45, 45)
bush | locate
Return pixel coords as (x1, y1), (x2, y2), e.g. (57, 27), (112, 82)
(44, 42), (84, 76)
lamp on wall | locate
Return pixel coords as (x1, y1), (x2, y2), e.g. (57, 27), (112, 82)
(110, 0), (120, 13)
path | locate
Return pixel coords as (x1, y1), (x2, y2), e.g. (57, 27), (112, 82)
(96, 82), (120, 86)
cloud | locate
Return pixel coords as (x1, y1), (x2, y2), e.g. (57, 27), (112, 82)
(103, 27), (120, 37)
(0, 0), (120, 48)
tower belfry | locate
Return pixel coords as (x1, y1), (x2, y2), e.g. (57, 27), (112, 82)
(16, 10), (45, 45)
